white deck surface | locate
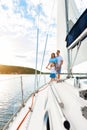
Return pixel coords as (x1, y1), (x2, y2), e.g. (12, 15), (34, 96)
(7, 79), (87, 130)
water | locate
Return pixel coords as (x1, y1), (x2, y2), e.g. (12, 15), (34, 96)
(0, 74), (49, 130)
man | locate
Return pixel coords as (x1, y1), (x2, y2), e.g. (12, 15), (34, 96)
(56, 50), (63, 81)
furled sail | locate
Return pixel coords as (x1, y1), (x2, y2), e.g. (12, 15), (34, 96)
(65, 8), (87, 73)
(66, 9), (87, 49)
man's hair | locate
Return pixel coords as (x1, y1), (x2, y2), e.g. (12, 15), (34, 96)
(57, 50), (60, 53)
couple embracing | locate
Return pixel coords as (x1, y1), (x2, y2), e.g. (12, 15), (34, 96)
(46, 50), (63, 82)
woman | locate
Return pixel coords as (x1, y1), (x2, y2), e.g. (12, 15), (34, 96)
(46, 52), (57, 69)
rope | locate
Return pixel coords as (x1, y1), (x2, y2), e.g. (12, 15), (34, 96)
(16, 93), (35, 130)
(16, 83), (50, 130)
(38, 83), (50, 92)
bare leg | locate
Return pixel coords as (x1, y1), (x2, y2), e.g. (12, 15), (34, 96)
(58, 74), (60, 80)
(57, 74), (60, 82)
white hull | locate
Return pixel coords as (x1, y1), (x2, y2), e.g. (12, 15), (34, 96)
(7, 79), (87, 130)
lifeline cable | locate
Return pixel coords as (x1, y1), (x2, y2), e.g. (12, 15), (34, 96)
(16, 94), (35, 130)
(16, 83), (50, 130)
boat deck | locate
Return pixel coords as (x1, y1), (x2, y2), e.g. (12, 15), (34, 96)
(7, 78), (87, 130)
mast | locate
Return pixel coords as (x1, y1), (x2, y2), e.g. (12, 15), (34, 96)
(57, 0), (79, 76)
(57, 0), (67, 71)
(65, 0), (71, 77)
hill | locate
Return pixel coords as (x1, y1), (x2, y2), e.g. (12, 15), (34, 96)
(0, 65), (41, 74)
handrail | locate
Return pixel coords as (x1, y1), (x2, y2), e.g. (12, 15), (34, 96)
(50, 84), (70, 130)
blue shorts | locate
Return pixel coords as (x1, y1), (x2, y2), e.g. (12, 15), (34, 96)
(50, 73), (56, 78)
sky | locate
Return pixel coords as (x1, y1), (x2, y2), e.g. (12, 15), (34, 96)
(0, 0), (87, 72)
(0, 0), (57, 72)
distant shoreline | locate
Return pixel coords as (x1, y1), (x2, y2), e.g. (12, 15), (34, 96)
(0, 64), (46, 74)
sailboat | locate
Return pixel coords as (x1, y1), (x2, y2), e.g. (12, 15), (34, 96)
(3, 0), (87, 130)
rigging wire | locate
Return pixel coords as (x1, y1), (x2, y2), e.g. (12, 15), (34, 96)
(34, 0), (41, 90)
(38, 0), (56, 87)
(34, 27), (39, 90)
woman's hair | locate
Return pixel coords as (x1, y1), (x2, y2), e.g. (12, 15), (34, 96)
(51, 53), (55, 58)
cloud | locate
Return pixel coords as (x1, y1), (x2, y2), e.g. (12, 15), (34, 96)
(0, 0), (57, 71)
(0, 0), (57, 35)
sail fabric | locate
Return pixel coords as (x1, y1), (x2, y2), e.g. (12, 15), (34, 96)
(66, 9), (87, 48)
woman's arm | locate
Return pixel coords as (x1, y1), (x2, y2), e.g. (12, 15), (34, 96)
(46, 62), (50, 69)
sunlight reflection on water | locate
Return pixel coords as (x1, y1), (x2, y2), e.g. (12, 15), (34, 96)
(0, 74), (49, 129)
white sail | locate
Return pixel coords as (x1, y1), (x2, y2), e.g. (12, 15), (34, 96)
(2, 1), (87, 130)
(56, 0), (87, 73)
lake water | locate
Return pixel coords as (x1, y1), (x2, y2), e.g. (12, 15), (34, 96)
(0, 74), (49, 130)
